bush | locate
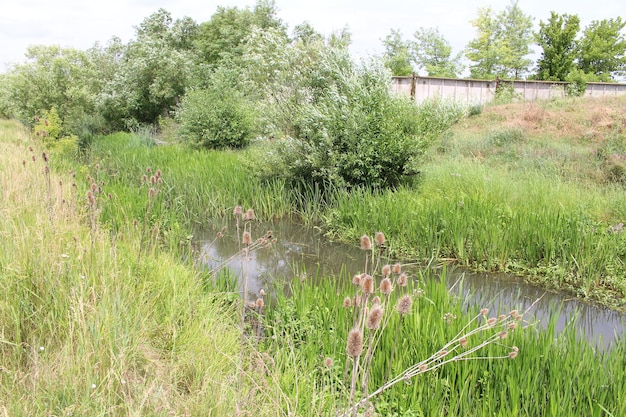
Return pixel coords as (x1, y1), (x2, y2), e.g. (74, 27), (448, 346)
(272, 58), (463, 191)
(176, 70), (257, 149)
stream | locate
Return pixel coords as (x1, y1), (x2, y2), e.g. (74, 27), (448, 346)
(194, 218), (626, 349)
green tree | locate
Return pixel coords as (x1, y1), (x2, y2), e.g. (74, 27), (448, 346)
(465, 1), (534, 79)
(1, 45), (100, 130)
(381, 29), (414, 76)
(98, 9), (197, 128)
(535, 12), (580, 81)
(193, 0), (285, 67)
(412, 27), (462, 77)
(578, 17), (626, 81)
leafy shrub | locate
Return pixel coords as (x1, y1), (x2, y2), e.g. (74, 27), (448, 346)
(176, 70), (257, 149)
(468, 103), (483, 116)
(271, 58), (463, 190)
(487, 128), (525, 147)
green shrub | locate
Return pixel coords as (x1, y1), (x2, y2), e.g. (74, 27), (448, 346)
(176, 70), (257, 149)
(271, 58), (463, 191)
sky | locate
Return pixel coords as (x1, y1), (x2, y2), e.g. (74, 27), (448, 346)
(1, 0), (624, 73)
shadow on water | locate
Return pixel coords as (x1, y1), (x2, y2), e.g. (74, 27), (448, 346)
(194, 217), (626, 349)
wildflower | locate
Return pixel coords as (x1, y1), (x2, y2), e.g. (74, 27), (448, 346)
(242, 231), (252, 245)
(360, 235), (372, 251)
(443, 312), (456, 323)
(346, 328), (364, 357)
(392, 263), (402, 274)
(366, 305), (384, 330)
(39, 346), (44, 351)
(380, 277), (393, 295)
(397, 272), (408, 287)
(361, 274), (374, 294)
(397, 294), (413, 315)
(374, 232), (386, 246)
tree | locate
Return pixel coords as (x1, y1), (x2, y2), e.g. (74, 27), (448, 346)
(578, 17), (626, 81)
(412, 27), (462, 78)
(535, 12), (580, 81)
(465, 1), (534, 79)
(381, 29), (414, 76)
(193, 0), (285, 67)
(97, 9), (197, 128)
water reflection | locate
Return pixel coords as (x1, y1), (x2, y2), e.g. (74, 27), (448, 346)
(194, 218), (626, 348)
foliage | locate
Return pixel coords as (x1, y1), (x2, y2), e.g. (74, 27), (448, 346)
(412, 27), (462, 78)
(465, 2), (534, 79)
(267, 51), (463, 191)
(535, 12), (581, 81)
(193, 0), (285, 67)
(1, 45), (101, 131)
(176, 69), (257, 149)
(97, 10), (196, 128)
(578, 17), (626, 81)
(381, 29), (414, 76)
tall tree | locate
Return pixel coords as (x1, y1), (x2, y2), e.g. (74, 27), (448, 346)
(535, 12), (580, 81)
(578, 17), (626, 81)
(381, 29), (414, 76)
(465, 1), (534, 79)
(412, 27), (462, 78)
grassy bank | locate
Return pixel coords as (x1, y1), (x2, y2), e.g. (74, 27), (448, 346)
(325, 95), (626, 309)
(0, 120), (264, 415)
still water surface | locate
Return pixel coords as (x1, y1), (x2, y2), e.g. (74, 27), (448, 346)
(195, 218), (626, 349)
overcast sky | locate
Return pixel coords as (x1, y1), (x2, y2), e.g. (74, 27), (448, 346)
(1, 0), (624, 73)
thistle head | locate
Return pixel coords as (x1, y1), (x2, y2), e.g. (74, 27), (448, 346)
(360, 235), (372, 251)
(366, 305), (384, 330)
(346, 328), (363, 357)
(380, 277), (393, 295)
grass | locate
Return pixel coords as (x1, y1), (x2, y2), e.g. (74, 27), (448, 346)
(263, 259), (626, 416)
(0, 120), (270, 416)
(324, 95), (626, 309)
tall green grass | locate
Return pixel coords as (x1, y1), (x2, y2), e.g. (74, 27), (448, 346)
(0, 120), (274, 416)
(263, 265), (626, 416)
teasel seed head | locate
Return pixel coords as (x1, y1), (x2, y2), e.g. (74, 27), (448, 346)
(381, 264), (391, 277)
(255, 298), (264, 309)
(352, 274), (361, 285)
(392, 263), (402, 274)
(480, 308), (489, 316)
(374, 231), (386, 246)
(242, 231), (252, 245)
(155, 169), (161, 178)
(487, 317), (497, 326)
(246, 208), (255, 220)
(366, 305), (384, 330)
(42, 152), (48, 162)
(148, 188), (155, 199)
(510, 309), (519, 318)
(459, 337), (468, 348)
(498, 314), (507, 321)
(508, 322), (517, 330)
(371, 295), (381, 305)
(146, 166), (152, 173)
(360, 235), (372, 251)
(343, 296), (352, 308)
(419, 364), (428, 372)
(509, 350), (518, 359)
(324, 357), (333, 368)
(346, 328), (363, 357)
(397, 294), (413, 315)
(361, 274), (374, 294)
(498, 331), (508, 339)
(380, 277), (393, 295)
(150, 175), (156, 184)
(259, 289), (265, 297)
(233, 205), (243, 216)
(397, 272), (408, 287)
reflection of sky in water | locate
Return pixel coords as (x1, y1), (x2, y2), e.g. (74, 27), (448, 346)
(194, 218), (626, 349)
